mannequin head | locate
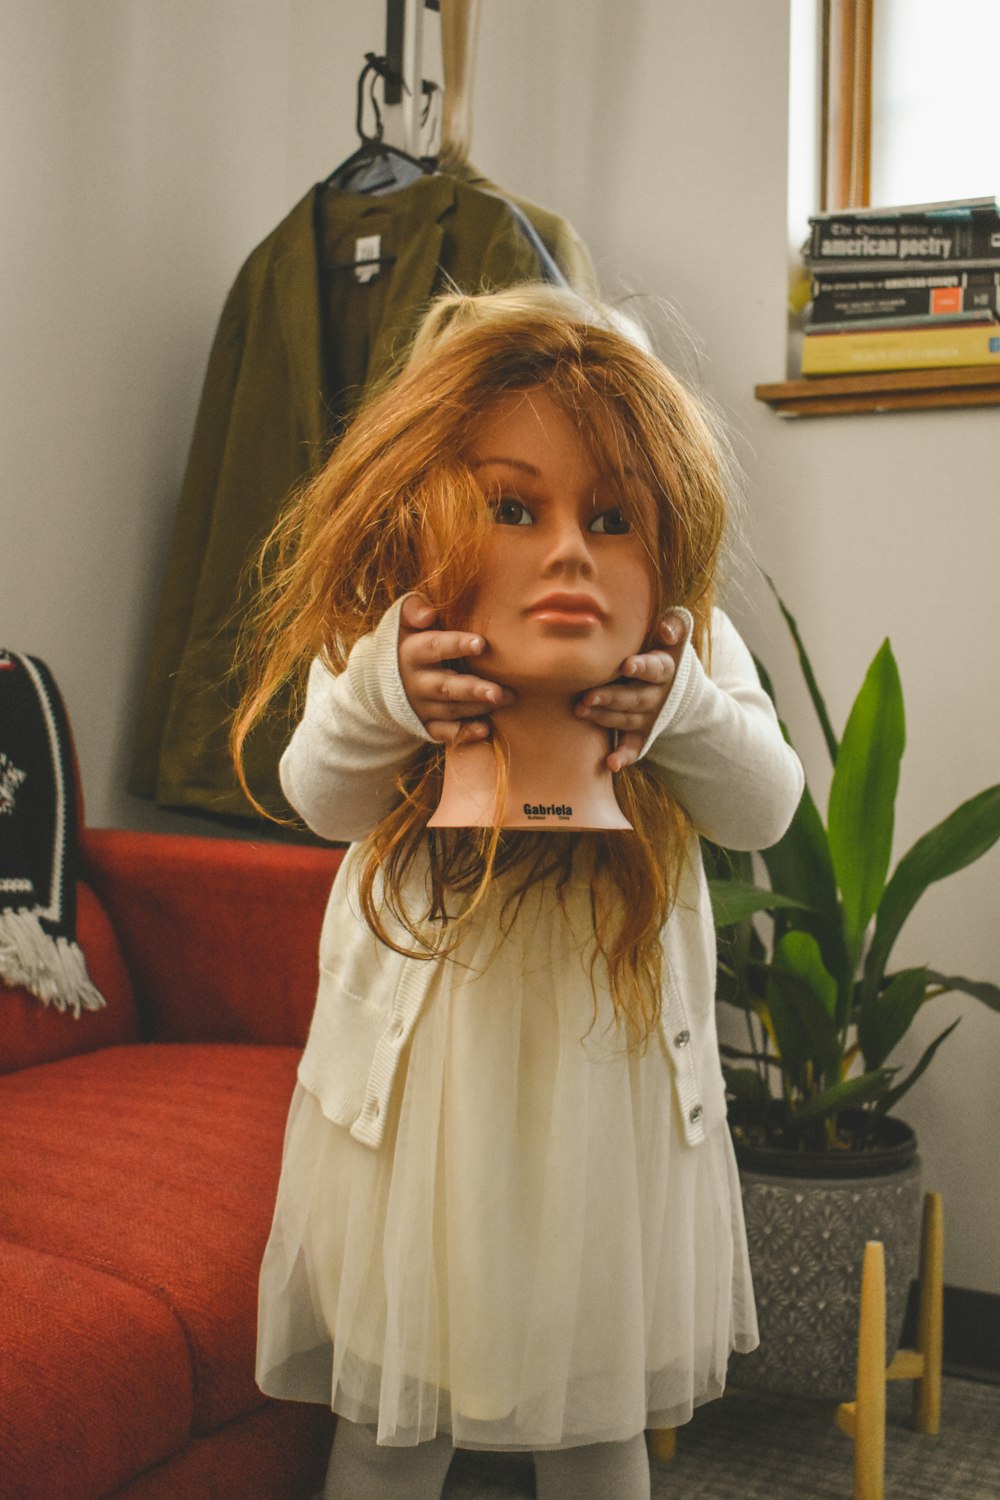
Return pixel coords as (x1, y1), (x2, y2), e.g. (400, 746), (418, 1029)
(461, 386), (653, 698)
(236, 284), (734, 1037)
(264, 283), (729, 682)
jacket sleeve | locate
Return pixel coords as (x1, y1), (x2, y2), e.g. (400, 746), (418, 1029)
(640, 608), (804, 851)
(279, 598), (434, 843)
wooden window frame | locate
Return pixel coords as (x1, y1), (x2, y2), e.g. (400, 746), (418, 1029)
(757, 0), (1000, 416)
(821, 0), (873, 213)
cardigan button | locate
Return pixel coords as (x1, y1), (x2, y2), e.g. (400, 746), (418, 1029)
(688, 1104), (703, 1124)
(673, 1029), (691, 1048)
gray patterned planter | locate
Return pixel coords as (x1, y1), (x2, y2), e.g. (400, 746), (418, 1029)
(730, 1122), (923, 1400)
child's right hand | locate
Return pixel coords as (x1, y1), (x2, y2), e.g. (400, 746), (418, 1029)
(398, 594), (515, 745)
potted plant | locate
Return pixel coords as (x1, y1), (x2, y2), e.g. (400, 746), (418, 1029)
(706, 583), (1000, 1397)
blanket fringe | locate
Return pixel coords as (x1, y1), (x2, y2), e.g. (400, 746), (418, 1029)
(0, 908), (106, 1016)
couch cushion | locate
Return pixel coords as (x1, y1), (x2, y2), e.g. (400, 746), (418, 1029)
(0, 1238), (193, 1500)
(81, 828), (340, 1047)
(107, 1401), (335, 1500)
(0, 880), (139, 1076)
(0, 1042), (299, 1434)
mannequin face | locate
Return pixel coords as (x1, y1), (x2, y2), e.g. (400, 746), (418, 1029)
(463, 389), (655, 694)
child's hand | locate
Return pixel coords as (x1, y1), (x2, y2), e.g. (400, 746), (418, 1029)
(398, 594), (516, 745)
(575, 613), (687, 772)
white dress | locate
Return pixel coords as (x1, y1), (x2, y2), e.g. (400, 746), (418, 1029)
(256, 597), (803, 1450)
(256, 874), (759, 1451)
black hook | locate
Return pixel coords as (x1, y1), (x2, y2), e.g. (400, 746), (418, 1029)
(355, 52), (410, 144)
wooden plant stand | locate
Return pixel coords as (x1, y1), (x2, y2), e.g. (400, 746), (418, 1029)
(834, 1191), (943, 1499)
(647, 1190), (944, 1500)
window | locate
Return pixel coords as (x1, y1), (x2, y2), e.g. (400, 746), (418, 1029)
(821, 0), (999, 212)
(763, 0), (1000, 412)
(870, 0), (1000, 208)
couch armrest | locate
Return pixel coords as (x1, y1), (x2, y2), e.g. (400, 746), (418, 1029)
(81, 828), (343, 1046)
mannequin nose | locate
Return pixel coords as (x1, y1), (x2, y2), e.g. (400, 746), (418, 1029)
(541, 520), (594, 576)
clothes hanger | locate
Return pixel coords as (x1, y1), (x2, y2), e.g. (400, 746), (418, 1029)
(326, 53), (437, 197)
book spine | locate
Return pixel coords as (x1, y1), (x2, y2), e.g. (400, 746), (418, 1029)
(810, 282), (1000, 327)
(801, 323), (1000, 376)
(811, 196), (998, 218)
(811, 270), (1000, 295)
(807, 215), (1000, 267)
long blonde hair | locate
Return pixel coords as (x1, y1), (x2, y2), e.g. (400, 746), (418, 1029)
(234, 284), (732, 1042)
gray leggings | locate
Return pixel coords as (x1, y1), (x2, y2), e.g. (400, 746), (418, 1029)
(323, 1418), (651, 1499)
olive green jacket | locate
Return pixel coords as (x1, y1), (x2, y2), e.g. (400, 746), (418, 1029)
(130, 174), (593, 822)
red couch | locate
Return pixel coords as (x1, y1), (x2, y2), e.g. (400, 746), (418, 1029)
(0, 819), (345, 1499)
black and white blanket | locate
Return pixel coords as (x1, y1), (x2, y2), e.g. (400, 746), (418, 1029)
(0, 650), (104, 1013)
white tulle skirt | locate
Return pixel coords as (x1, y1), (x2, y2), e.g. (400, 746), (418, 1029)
(257, 935), (758, 1451)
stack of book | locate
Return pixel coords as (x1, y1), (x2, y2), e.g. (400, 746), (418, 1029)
(800, 197), (1000, 377)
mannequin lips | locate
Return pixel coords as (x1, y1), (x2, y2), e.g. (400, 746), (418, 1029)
(527, 592), (606, 626)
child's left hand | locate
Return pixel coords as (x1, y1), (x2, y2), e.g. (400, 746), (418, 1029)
(575, 613), (687, 772)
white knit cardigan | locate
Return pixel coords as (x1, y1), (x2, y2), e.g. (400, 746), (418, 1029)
(281, 599), (804, 1150)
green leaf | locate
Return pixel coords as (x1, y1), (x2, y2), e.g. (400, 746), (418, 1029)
(760, 783), (849, 1006)
(926, 971), (1000, 1012)
(722, 1067), (772, 1105)
(767, 934), (843, 1090)
(856, 967), (929, 1072)
(715, 963), (747, 1010)
(763, 573), (839, 765)
(708, 878), (809, 928)
(875, 1019), (962, 1116)
(862, 786), (1000, 999)
(716, 920), (767, 1009)
(777, 931), (838, 1019)
(792, 1067), (897, 1121)
(827, 640), (905, 966)
(751, 651), (779, 712)
(701, 840), (754, 885)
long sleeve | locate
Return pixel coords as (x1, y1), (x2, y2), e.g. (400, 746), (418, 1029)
(640, 608), (804, 851)
(279, 598), (434, 843)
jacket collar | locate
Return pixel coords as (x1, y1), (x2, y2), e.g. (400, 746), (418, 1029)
(270, 175), (460, 465)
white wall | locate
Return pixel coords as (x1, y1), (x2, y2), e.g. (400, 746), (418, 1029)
(2, 0), (997, 1295)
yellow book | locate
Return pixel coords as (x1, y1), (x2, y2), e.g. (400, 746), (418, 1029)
(802, 320), (1000, 375)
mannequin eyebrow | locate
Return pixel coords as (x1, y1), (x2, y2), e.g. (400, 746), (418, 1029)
(469, 456), (638, 485)
(469, 457), (540, 475)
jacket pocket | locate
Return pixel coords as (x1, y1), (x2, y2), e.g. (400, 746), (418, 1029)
(297, 970), (390, 1130)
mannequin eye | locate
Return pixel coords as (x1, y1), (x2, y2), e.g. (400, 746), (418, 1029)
(491, 497), (534, 527)
(589, 508), (631, 535)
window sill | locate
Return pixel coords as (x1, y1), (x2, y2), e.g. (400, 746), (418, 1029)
(755, 365), (1000, 417)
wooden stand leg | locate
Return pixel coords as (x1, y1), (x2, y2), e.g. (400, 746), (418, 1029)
(912, 1190), (943, 1435)
(836, 1240), (886, 1500)
(660, 1194), (942, 1490)
(855, 1241), (887, 1500)
(647, 1427), (676, 1462)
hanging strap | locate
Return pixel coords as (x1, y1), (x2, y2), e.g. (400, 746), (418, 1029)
(439, 0), (481, 170)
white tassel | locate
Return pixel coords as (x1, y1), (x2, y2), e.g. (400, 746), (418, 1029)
(0, 908), (106, 1016)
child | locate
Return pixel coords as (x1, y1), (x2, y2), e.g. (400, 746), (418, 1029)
(236, 285), (804, 1500)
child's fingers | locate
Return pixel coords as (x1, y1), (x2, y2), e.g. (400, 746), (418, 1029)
(606, 733), (643, 773)
(656, 612), (688, 647)
(621, 649), (678, 683)
(399, 592), (439, 631)
(617, 614), (686, 679)
(398, 596), (488, 674)
(404, 625), (487, 669)
(575, 679), (667, 729)
(409, 668), (515, 734)
(402, 627), (514, 705)
(581, 708), (653, 733)
(424, 717), (491, 746)
(417, 670), (514, 712)
(398, 602), (515, 724)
